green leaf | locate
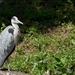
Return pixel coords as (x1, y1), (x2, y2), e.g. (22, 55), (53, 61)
(60, 58), (66, 65)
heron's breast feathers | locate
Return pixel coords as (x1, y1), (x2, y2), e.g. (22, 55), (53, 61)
(13, 28), (20, 45)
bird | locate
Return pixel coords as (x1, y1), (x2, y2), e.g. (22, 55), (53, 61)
(0, 16), (23, 72)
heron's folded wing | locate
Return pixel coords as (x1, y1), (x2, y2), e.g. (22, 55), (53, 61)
(0, 26), (15, 67)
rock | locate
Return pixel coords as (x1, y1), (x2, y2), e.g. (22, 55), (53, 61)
(0, 70), (30, 75)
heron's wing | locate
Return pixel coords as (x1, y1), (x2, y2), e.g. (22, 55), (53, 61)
(0, 26), (15, 67)
(4, 46), (15, 64)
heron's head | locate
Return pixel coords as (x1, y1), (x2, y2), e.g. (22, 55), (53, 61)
(11, 16), (23, 25)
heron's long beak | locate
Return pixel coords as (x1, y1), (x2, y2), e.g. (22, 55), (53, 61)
(18, 20), (23, 25)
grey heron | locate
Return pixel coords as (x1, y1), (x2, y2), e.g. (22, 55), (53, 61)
(0, 16), (23, 71)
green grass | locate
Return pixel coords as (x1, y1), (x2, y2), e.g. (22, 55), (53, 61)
(2, 22), (75, 75)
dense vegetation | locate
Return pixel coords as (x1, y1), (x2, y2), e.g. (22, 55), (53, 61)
(0, 0), (75, 75)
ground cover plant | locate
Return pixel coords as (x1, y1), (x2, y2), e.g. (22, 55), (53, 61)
(1, 22), (74, 75)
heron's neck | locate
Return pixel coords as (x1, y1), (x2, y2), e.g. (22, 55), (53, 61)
(12, 24), (19, 30)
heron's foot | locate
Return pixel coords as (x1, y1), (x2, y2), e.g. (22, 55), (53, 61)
(6, 72), (15, 75)
(7, 72), (11, 75)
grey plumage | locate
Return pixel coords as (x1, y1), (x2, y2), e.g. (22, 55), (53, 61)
(0, 16), (23, 67)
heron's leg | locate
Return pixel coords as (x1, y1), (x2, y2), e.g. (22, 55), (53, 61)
(7, 63), (12, 75)
(8, 63), (10, 72)
(7, 63), (14, 75)
(7, 58), (10, 72)
(7, 59), (13, 75)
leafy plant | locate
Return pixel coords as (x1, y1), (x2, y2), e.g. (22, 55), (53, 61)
(0, 23), (6, 33)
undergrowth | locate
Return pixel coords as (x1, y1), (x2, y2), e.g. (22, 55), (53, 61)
(2, 22), (75, 75)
